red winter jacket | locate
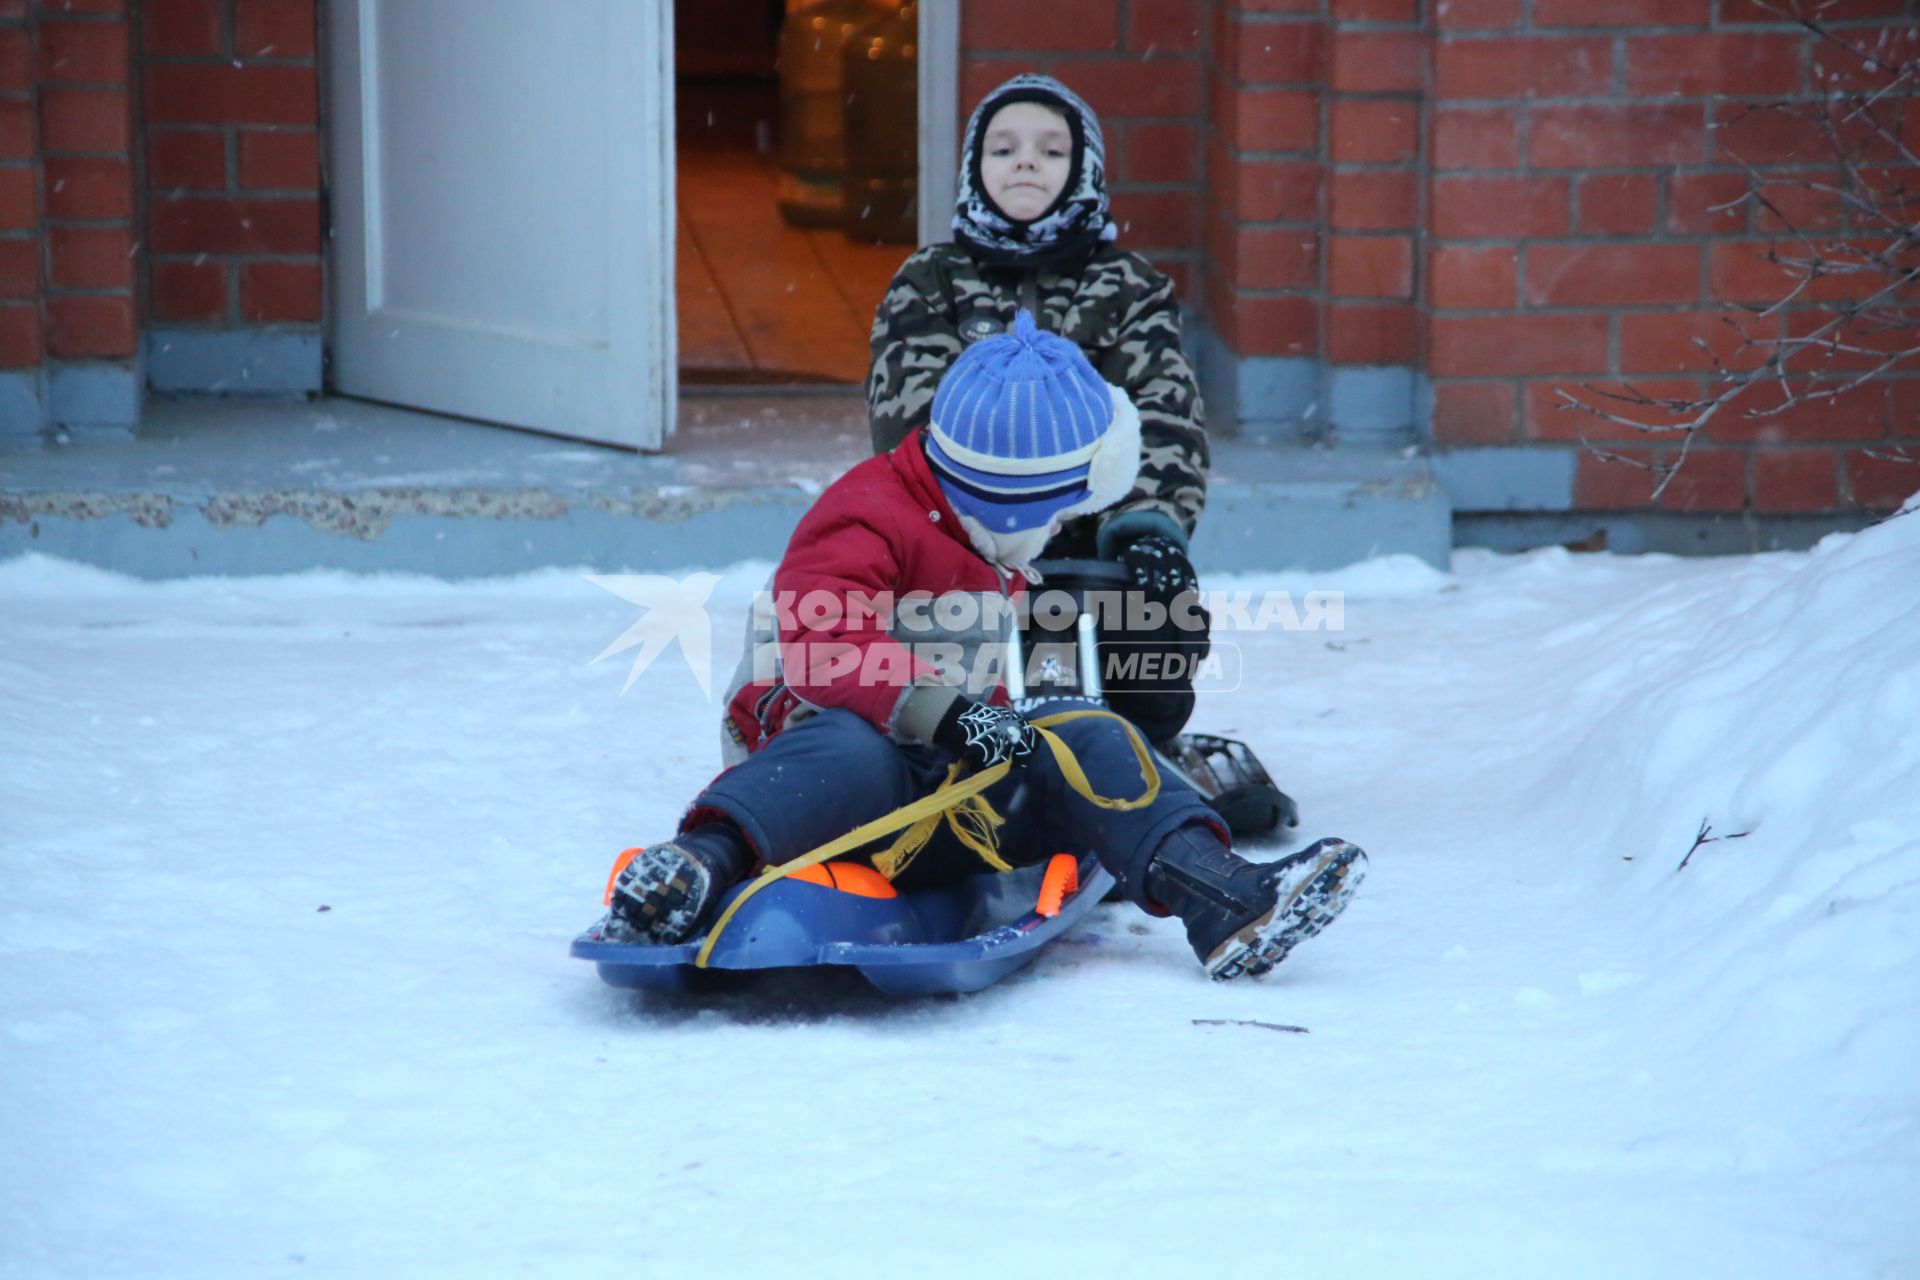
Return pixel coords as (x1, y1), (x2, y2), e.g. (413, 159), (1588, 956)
(723, 431), (1022, 752)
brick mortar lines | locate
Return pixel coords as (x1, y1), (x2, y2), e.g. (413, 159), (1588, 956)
(990, 51), (1198, 90)
(1414, 60), (1431, 340)
(1433, 162), (1821, 175)
(139, 57), (315, 66)
(1197, 9), (1328, 331)
(149, 192), (317, 200)
(1470, 0), (1919, 33)
(39, 8), (136, 339)
(1433, 226), (1866, 249)
(1331, 20), (1429, 335)
(1430, 296), (1859, 312)
(1429, 23), (1905, 90)
(1431, 93), (1826, 107)
(963, 54), (1203, 122)
(1547, 18), (1916, 34)
(140, 5), (322, 326)
(1432, 26), (1894, 38)
(1198, 8), (1227, 281)
(151, 251), (314, 261)
(969, 49), (1203, 68)
(1, 5), (40, 361)
(1316, 79), (1332, 305)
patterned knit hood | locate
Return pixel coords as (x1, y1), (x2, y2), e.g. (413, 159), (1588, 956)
(951, 74), (1117, 273)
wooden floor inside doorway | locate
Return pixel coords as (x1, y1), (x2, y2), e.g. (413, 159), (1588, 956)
(677, 147), (910, 385)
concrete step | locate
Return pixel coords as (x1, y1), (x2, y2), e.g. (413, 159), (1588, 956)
(0, 395), (1451, 578)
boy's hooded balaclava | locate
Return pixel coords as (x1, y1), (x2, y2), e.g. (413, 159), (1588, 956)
(952, 74), (1117, 274)
(926, 309), (1142, 574)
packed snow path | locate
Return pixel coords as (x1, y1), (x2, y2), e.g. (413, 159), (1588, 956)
(4, 515), (1917, 1278)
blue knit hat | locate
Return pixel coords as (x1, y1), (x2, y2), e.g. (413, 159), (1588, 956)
(926, 310), (1116, 533)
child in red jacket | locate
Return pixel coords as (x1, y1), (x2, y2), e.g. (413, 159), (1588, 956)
(611, 314), (1365, 980)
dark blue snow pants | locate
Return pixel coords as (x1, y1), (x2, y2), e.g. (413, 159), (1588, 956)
(687, 700), (1221, 908)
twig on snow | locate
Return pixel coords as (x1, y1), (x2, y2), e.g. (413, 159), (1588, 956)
(1677, 818), (1753, 872)
(1192, 1018), (1310, 1034)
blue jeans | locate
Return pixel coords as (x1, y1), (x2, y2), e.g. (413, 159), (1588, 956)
(686, 700), (1220, 908)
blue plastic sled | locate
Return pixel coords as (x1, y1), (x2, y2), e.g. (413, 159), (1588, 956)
(572, 852), (1113, 997)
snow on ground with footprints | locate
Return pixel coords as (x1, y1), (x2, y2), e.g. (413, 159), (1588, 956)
(4, 499), (1918, 1278)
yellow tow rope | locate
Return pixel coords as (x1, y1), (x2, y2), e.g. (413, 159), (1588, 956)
(692, 708), (1160, 968)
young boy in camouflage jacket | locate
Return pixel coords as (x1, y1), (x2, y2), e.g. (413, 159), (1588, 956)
(867, 73), (1209, 744)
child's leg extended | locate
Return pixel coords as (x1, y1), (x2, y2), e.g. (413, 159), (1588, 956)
(610, 708), (929, 943)
(1023, 702), (1367, 980)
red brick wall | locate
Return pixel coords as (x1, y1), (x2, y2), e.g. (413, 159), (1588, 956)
(142, 0), (321, 329)
(40, 0), (137, 361)
(1426, 0), (1917, 513)
(959, 0), (1915, 514)
(11, 4), (1908, 514)
(0, 2), (37, 371)
(2, 0), (141, 374)
(1202, 0), (1324, 360)
(1327, 2), (1423, 367)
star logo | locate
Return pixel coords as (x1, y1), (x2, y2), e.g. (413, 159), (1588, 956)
(585, 572), (722, 698)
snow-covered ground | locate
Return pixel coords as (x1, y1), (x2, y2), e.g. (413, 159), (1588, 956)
(4, 507), (1918, 1279)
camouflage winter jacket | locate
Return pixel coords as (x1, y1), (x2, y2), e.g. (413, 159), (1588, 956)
(866, 243), (1208, 558)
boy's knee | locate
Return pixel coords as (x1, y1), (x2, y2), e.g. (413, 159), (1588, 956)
(777, 708), (902, 773)
(1027, 704), (1203, 803)
(1038, 705), (1146, 754)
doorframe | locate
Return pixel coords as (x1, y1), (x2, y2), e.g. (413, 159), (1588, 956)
(916, 1), (961, 248)
(640, 1), (678, 444)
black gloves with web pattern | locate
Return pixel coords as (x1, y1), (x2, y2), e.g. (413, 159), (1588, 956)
(933, 698), (1039, 770)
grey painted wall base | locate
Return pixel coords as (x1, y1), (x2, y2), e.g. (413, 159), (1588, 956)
(1455, 511), (1880, 557)
(147, 328), (323, 396)
(0, 395), (1453, 579)
(1189, 320), (1424, 448)
(1190, 316), (1320, 443)
(1, 369), (46, 437)
(1432, 447), (1578, 512)
(1327, 366), (1423, 447)
(50, 360), (143, 433)
(1200, 446), (1450, 572)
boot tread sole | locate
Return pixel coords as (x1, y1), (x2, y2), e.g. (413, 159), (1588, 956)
(1206, 840), (1366, 982)
(608, 845), (714, 945)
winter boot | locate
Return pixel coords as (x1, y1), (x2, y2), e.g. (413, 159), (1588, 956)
(1143, 825), (1367, 981)
(607, 823), (756, 945)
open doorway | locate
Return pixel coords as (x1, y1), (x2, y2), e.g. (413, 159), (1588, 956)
(674, 0), (918, 386)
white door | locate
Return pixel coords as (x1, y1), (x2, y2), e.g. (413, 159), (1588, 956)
(326, 0), (673, 449)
